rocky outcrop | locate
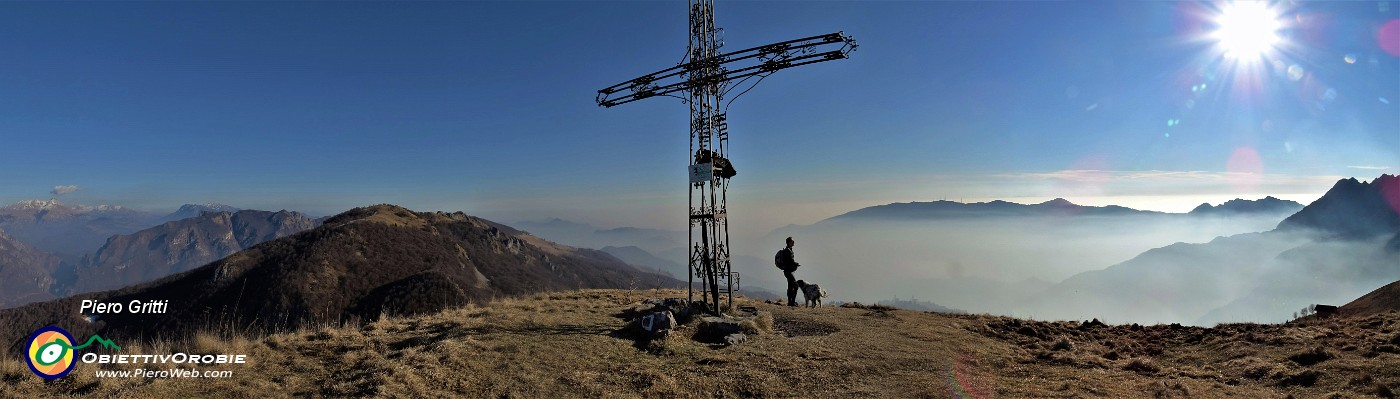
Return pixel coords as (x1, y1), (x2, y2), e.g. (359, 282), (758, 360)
(1278, 174), (1400, 239)
(71, 210), (318, 294)
(0, 228), (62, 308)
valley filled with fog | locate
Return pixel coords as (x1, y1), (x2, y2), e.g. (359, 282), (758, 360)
(748, 213), (1295, 319)
(745, 188), (1399, 325)
(762, 213), (1285, 289)
(524, 184), (1400, 327)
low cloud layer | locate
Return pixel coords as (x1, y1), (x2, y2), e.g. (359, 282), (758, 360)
(741, 214), (1399, 325)
(50, 185), (80, 196)
(743, 212), (1365, 324)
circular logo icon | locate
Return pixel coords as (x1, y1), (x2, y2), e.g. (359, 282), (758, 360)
(25, 326), (77, 380)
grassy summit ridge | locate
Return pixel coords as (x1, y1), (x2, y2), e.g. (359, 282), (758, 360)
(4, 289), (1396, 398)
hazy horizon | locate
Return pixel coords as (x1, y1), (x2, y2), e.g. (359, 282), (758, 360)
(0, 174), (1349, 231)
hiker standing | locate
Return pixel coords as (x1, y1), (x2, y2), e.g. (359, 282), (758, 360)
(775, 237), (801, 307)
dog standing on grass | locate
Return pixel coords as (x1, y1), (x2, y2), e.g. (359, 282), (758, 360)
(795, 280), (827, 308)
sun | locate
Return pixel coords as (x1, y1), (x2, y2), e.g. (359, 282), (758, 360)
(1212, 2), (1282, 60)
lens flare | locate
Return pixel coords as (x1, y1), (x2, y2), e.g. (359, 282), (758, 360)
(1286, 64), (1304, 81)
(946, 353), (992, 398)
(1226, 147), (1264, 192)
(1379, 19), (1400, 57)
(1213, 2), (1282, 60)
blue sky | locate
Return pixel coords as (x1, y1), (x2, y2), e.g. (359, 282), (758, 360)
(1, 1), (1395, 231)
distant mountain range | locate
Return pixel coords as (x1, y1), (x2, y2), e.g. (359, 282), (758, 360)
(513, 218), (685, 254)
(1187, 196), (1303, 216)
(875, 297), (966, 313)
(1, 199), (136, 217)
(601, 245), (687, 278)
(1019, 174), (1400, 325)
(0, 199), (157, 263)
(161, 203), (242, 222)
(827, 198), (1153, 221)
(510, 220), (779, 289)
(0, 201), (318, 308)
(0, 204), (679, 345)
(68, 209), (318, 295)
(825, 196), (1302, 223)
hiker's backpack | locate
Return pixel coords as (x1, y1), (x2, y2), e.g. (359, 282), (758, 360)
(774, 248), (796, 272)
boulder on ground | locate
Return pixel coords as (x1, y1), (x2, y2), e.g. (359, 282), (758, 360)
(697, 316), (745, 343)
(724, 333), (748, 346)
(641, 311), (676, 333)
(639, 298), (696, 323)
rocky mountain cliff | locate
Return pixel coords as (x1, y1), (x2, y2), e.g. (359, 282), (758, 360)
(69, 209), (319, 295)
(0, 228), (62, 308)
(160, 203), (241, 222)
(1277, 174), (1400, 239)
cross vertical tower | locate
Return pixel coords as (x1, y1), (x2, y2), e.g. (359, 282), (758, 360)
(597, 0), (855, 315)
(686, 0), (728, 315)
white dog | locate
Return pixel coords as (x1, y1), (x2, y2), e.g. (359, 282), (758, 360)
(796, 280), (827, 308)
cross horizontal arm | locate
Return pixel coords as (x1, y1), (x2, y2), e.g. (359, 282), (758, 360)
(596, 32), (856, 108)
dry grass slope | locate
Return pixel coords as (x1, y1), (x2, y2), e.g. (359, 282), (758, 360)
(3, 289), (1397, 398)
(1341, 279), (1400, 318)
